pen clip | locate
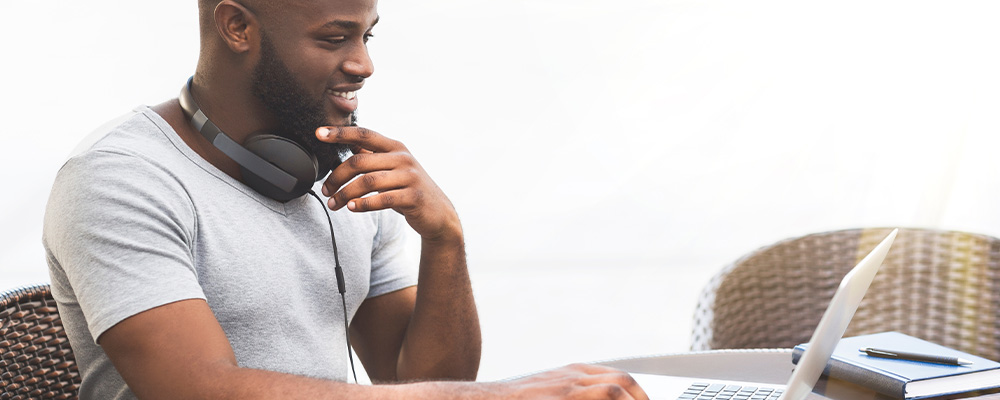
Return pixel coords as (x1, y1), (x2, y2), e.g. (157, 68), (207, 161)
(860, 348), (897, 357)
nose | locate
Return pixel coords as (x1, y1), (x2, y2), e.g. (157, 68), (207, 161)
(343, 43), (374, 81)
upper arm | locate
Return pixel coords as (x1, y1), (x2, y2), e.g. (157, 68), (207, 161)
(348, 286), (417, 383)
(98, 299), (239, 399)
(44, 149), (226, 396)
(45, 149), (204, 340)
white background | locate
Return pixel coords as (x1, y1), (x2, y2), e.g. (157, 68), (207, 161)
(2, 0), (999, 381)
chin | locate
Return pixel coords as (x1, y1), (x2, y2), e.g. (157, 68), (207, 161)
(326, 119), (353, 127)
(323, 105), (357, 127)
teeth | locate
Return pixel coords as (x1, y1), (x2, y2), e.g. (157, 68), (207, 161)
(332, 91), (356, 100)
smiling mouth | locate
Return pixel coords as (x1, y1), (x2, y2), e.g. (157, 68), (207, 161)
(331, 90), (357, 100)
(327, 88), (360, 115)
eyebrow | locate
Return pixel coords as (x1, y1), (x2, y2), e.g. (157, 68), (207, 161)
(321, 15), (380, 30)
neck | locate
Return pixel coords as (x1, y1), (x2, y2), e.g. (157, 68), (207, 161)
(191, 64), (278, 144)
(153, 64), (276, 182)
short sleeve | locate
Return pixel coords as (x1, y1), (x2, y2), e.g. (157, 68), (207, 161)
(43, 149), (206, 342)
(366, 211), (419, 298)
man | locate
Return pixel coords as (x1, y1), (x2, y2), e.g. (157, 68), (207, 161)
(43, 0), (649, 398)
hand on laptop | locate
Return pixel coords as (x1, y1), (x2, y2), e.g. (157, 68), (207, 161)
(495, 364), (649, 399)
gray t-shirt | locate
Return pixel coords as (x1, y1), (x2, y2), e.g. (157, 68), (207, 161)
(43, 107), (418, 399)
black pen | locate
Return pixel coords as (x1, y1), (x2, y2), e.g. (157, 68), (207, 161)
(859, 348), (972, 366)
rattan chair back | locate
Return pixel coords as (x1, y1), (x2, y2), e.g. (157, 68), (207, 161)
(690, 228), (1000, 361)
(1, 284), (80, 400)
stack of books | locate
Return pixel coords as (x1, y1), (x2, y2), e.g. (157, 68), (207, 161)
(793, 331), (1000, 399)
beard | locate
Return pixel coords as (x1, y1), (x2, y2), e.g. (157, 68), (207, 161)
(250, 32), (350, 176)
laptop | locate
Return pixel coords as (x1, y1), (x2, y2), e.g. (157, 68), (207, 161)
(632, 229), (898, 400)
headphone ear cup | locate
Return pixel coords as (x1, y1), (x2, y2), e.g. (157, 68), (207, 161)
(241, 134), (319, 202)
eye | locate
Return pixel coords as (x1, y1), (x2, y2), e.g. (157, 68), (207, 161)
(363, 32), (375, 44)
(324, 36), (348, 44)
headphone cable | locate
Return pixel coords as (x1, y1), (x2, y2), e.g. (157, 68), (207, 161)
(308, 190), (359, 384)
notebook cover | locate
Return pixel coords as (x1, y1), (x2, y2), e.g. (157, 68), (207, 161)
(792, 331), (1000, 399)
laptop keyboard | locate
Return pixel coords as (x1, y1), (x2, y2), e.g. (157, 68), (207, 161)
(676, 383), (784, 400)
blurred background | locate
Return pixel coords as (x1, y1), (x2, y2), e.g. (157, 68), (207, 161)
(2, 0), (999, 381)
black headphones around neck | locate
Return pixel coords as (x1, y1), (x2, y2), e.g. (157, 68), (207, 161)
(178, 77), (323, 202)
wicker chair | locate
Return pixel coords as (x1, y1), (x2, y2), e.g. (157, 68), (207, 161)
(1, 284), (81, 400)
(690, 228), (1000, 361)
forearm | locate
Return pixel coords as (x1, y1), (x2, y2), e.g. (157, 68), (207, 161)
(178, 364), (498, 400)
(398, 231), (482, 381)
(206, 366), (367, 400)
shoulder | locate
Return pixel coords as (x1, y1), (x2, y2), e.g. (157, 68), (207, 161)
(45, 109), (198, 243)
(57, 107), (195, 196)
(72, 108), (188, 168)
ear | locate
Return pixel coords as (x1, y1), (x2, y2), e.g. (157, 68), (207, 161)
(213, 0), (259, 53)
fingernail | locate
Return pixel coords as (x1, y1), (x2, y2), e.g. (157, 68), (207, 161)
(322, 186), (329, 196)
(347, 201), (356, 211)
(317, 127), (331, 138)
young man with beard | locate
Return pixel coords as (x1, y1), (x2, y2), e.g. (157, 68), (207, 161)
(42, 0), (649, 399)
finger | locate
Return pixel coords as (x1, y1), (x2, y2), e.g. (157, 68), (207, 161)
(324, 152), (414, 196)
(341, 190), (416, 213)
(575, 383), (636, 400)
(577, 374), (648, 400)
(315, 126), (402, 153)
(565, 363), (626, 375)
(328, 171), (413, 210)
(564, 365), (648, 400)
(350, 145), (372, 155)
